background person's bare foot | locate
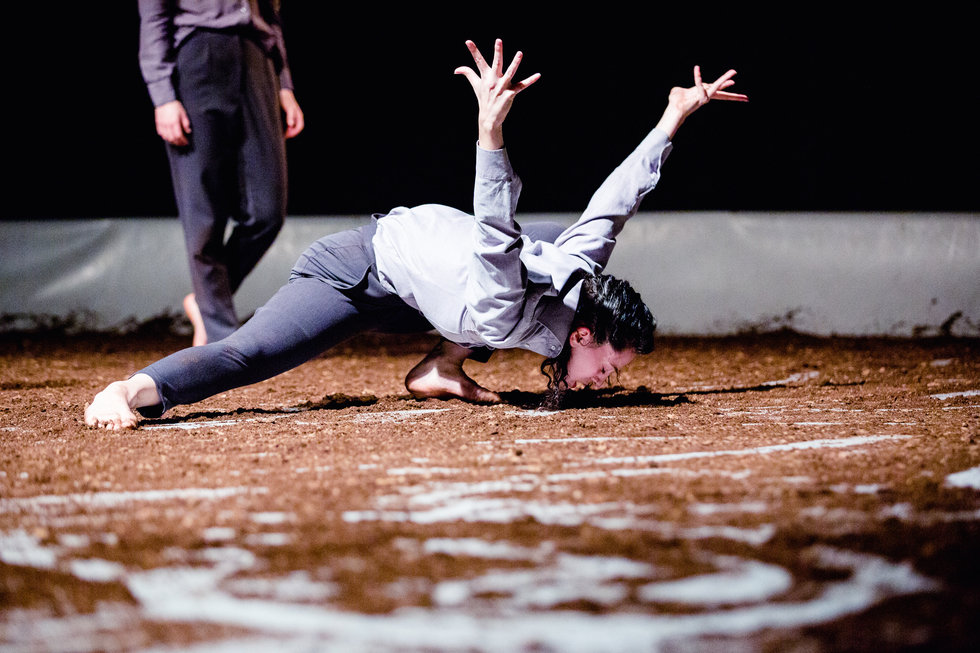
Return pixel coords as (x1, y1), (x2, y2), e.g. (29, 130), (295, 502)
(405, 341), (501, 404)
(183, 293), (207, 346)
(84, 382), (140, 430)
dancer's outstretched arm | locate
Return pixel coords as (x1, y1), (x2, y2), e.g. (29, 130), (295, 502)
(553, 65), (749, 275)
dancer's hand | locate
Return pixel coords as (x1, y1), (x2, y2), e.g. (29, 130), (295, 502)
(455, 38), (541, 150)
(655, 66), (748, 139)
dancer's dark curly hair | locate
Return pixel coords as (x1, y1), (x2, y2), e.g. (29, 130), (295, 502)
(540, 274), (656, 409)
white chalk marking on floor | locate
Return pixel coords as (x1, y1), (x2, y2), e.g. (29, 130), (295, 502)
(430, 548), (653, 609)
(689, 502), (768, 516)
(931, 389), (980, 400)
(587, 434), (913, 466)
(250, 512), (291, 525)
(791, 421), (844, 426)
(387, 467), (464, 476)
(678, 524), (776, 545)
(878, 503), (914, 520)
(723, 406), (867, 419)
(351, 408), (449, 423)
(0, 486), (268, 515)
(342, 499), (624, 526)
(397, 478), (542, 506)
(831, 483), (883, 495)
(945, 466), (980, 490)
(57, 533), (90, 548)
(0, 530), (941, 653)
(783, 476), (814, 484)
(608, 467), (753, 480)
(718, 407), (790, 416)
(69, 558), (127, 583)
(346, 494), (774, 544)
(0, 530), (58, 568)
(587, 519), (777, 545)
(244, 532), (291, 547)
(505, 409), (559, 417)
(639, 555), (791, 606)
(543, 471), (614, 482)
(1, 603), (142, 652)
(511, 436), (682, 444)
(223, 570), (337, 602)
(742, 420), (845, 426)
(120, 545), (935, 653)
(762, 370), (821, 386)
(203, 527), (236, 542)
(423, 537), (552, 562)
(144, 419), (242, 431)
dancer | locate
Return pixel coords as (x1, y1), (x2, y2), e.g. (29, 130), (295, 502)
(86, 39), (747, 429)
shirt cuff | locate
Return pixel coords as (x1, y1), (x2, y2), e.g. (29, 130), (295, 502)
(475, 143), (515, 181)
(641, 128), (674, 163)
(279, 67), (294, 91)
(147, 79), (177, 107)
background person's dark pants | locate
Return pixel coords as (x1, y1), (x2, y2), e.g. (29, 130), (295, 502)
(138, 219), (567, 418)
(167, 29), (287, 342)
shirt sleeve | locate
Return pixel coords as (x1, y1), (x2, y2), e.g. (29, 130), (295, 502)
(462, 145), (528, 346)
(554, 127), (673, 272)
(137, 0), (294, 106)
(257, 0), (294, 90)
(137, 0), (178, 107)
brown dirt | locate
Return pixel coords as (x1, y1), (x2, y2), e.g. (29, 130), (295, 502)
(2, 331), (979, 652)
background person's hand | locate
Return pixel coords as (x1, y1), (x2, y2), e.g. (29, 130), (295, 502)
(279, 89), (305, 139)
(154, 100), (191, 146)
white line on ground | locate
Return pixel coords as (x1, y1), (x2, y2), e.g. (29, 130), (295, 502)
(930, 389), (980, 400)
(586, 435), (913, 466)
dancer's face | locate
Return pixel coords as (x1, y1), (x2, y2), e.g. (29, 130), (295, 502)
(564, 328), (636, 390)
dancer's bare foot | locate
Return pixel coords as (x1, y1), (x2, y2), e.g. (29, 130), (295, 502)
(183, 293), (207, 346)
(84, 374), (160, 430)
(405, 340), (501, 404)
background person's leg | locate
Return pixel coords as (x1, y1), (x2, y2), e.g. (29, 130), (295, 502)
(226, 36), (287, 296)
(168, 31), (248, 342)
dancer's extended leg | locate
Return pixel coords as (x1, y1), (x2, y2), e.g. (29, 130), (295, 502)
(87, 276), (403, 428)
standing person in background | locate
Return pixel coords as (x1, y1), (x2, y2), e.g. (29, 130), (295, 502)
(137, 0), (305, 345)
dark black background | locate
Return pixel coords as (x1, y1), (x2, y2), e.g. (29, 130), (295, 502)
(7, 5), (977, 219)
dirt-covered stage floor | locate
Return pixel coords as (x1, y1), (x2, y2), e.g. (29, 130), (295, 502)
(2, 330), (979, 652)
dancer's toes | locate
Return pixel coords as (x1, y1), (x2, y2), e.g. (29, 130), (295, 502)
(84, 383), (139, 430)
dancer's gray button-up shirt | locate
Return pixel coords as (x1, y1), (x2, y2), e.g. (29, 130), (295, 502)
(372, 127), (673, 357)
